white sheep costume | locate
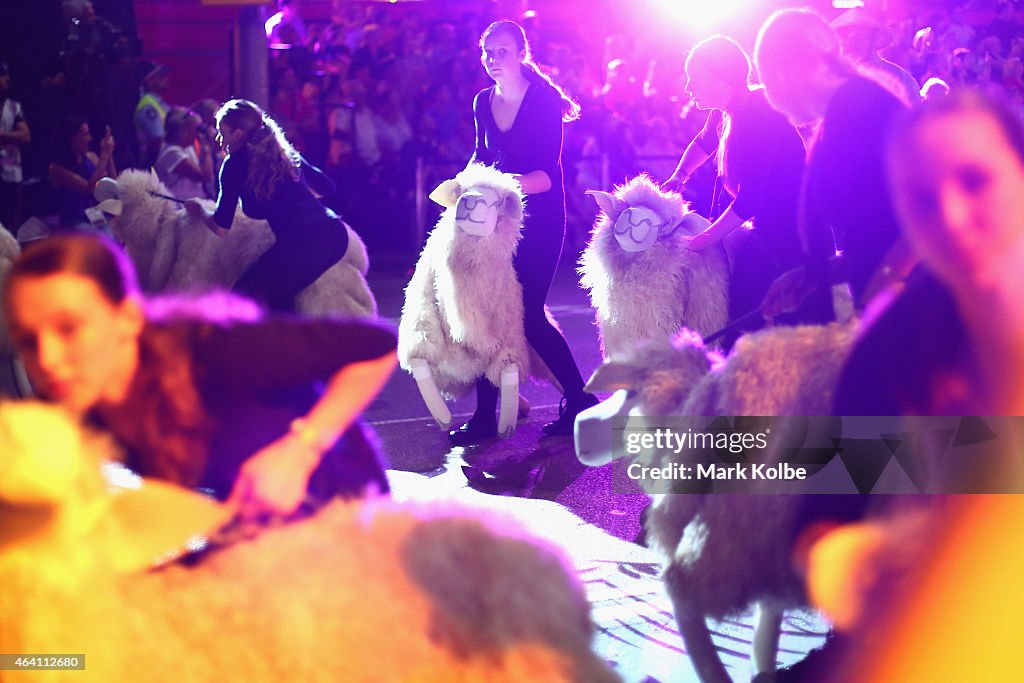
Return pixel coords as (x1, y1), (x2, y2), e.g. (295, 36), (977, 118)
(93, 170), (377, 317)
(0, 227), (19, 358)
(0, 401), (621, 683)
(398, 164), (540, 436)
(579, 174), (729, 359)
(576, 321), (858, 682)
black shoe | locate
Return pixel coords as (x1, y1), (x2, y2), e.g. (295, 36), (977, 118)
(448, 416), (498, 446)
(541, 393), (600, 436)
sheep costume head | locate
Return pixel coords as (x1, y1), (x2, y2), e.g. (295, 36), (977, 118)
(575, 320), (858, 468)
(579, 174), (730, 360)
(93, 171), (377, 317)
(398, 164), (530, 436)
(0, 401), (621, 683)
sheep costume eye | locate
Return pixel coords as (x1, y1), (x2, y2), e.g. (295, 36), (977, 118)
(454, 187), (501, 236)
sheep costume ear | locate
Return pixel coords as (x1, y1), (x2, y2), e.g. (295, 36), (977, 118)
(584, 361), (644, 394)
(586, 190), (627, 219)
(94, 177), (123, 216)
(502, 191), (523, 225)
(429, 179), (463, 208)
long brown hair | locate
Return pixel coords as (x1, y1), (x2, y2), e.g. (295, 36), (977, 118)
(3, 235), (211, 486)
(216, 98), (301, 201)
(480, 20), (581, 123)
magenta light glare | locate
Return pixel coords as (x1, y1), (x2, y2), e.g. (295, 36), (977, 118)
(650, 0), (751, 31)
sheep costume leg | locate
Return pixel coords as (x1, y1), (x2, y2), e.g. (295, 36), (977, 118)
(579, 321), (859, 681)
(0, 401), (621, 683)
(398, 166), (536, 437)
(94, 172), (378, 317)
(579, 175), (730, 360)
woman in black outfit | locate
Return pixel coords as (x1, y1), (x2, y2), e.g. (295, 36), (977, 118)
(186, 99), (349, 313)
(663, 35), (823, 347)
(3, 234), (396, 520)
(448, 20), (597, 445)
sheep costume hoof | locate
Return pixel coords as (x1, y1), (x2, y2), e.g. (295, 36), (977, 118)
(579, 174), (730, 360)
(399, 165), (550, 440)
(93, 170), (378, 318)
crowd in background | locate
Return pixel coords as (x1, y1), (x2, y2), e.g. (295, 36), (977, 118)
(2, 0), (1024, 253)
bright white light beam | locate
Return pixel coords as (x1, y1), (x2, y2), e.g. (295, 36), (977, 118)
(649, 0), (753, 32)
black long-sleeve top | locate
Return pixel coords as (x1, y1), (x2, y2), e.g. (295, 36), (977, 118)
(695, 87), (807, 270)
(212, 146), (340, 239)
(470, 78), (566, 218)
(802, 76), (907, 302)
(109, 316), (397, 499)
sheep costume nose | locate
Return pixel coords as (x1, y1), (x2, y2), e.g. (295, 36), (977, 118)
(613, 206), (662, 252)
(574, 389), (631, 466)
(94, 176), (123, 216)
(612, 207), (712, 252)
(454, 187), (501, 236)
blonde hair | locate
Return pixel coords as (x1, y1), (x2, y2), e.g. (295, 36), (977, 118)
(686, 35), (753, 181)
(215, 99), (300, 200)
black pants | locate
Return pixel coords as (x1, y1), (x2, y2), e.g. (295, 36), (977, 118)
(235, 224), (349, 313)
(474, 203), (587, 417)
(0, 181), (22, 234)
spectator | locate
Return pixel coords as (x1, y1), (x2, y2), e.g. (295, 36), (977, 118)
(154, 107), (213, 200)
(832, 8), (921, 103)
(921, 76), (952, 100)
(49, 114), (116, 230)
(134, 63), (170, 168)
(0, 62), (30, 233)
(191, 98), (225, 199)
(265, 0), (307, 47)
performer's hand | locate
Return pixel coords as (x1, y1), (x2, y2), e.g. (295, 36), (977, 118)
(227, 436), (321, 520)
(686, 231), (713, 252)
(761, 267), (812, 320)
(184, 199), (228, 236)
(661, 173), (686, 194)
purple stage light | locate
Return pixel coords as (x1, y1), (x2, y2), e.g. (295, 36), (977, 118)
(649, 0), (752, 31)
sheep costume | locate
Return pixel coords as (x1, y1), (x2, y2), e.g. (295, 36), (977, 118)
(577, 321), (858, 683)
(0, 401), (621, 683)
(399, 164), (541, 437)
(579, 174), (729, 359)
(93, 170), (377, 317)
(0, 227), (19, 358)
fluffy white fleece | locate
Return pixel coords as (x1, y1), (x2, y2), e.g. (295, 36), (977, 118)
(579, 174), (730, 359)
(398, 164), (534, 398)
(0, 401), (620, 683)
(106, 169), (377, 317)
